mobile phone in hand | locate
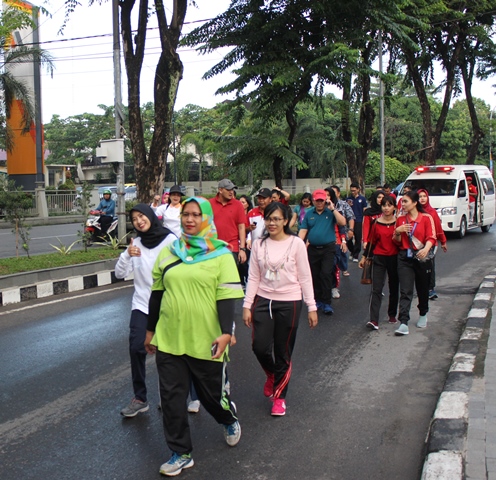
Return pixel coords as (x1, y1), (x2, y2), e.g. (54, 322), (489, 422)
(211, 344), (218, 356)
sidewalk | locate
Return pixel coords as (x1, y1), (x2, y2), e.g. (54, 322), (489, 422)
(422, 270), (496, 479)
(466, 294), (496, 480)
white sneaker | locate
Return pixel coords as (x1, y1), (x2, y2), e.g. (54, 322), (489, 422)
(331, 288), (340, 299)
(187, 400), (200, 413)
(353, 258), (359, 263)
(417, 315), (428, 328)
(395, 323), (409, 336)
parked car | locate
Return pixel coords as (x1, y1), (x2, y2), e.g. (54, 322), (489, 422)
(124, 185), (137, 201)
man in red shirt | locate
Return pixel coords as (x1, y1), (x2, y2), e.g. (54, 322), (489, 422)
(467, 176), (477, 223)
(209, 179), (247, 266)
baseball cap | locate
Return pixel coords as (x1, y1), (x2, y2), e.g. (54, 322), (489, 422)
(467, 176), (473, 181)
(218, 179), (237, 190)
(312, 189), (327, 201)
(256, 188), (272, 198)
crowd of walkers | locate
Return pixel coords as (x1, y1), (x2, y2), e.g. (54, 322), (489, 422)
(114, 178), (447, 476)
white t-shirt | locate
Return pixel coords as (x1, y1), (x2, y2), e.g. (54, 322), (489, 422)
(114, 233), (176, 314)
(156, 203), (182, 237)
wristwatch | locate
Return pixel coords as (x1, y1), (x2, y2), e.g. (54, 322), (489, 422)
(240, 247), (248, 252)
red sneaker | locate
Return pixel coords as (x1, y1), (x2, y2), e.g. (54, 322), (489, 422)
(388, 316), (398, 324)
(271, 398), (286, 416)
(366, 321), (379, 330)
(264, 374), (274, 397)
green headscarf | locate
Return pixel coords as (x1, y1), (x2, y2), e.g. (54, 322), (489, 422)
(170, 197), (232, 264)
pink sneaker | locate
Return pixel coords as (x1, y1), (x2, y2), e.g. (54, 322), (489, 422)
(264, 374), (274, 397)
(271, 398), (286, 416)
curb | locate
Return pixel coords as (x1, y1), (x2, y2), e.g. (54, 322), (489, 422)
(421, 270), (496, 479)
(0, 270), (134, 307)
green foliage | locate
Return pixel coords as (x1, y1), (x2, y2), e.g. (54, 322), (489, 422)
(94, 232), (129, 250)
(50, 237), (80, 255)
(44, 105), (132, 166)
(365, 152), (413, 186)
(0, 249), (121, 276)
(0, 177), (34, 257)
(58, 179), (75, 190)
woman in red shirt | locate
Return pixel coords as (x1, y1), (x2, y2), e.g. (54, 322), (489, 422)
(393, 191), (436, 335)
(418, 189), (448, 300)
(359, 195), (399, 330)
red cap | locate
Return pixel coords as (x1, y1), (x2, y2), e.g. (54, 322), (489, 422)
(467, 176), (473, 181)
(313, 189), (327, 201)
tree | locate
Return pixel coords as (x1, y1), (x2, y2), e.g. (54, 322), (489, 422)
(63, 0), (187, 202)
(185, 0), (418, 189)
(0, 6), (53, 151)
(44, 106), (123, 165)
(120, 0), (187, 202)
(456, 2), (496, 164)
(390, 1), (496, 165)
(0, 176), (34, 257)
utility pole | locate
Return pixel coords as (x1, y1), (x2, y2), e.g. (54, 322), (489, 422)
(113, 0), (126, 240)
(379, 30), (385, 186)
(490, 108), (494, 176)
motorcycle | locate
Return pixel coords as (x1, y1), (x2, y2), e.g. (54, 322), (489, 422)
(85, 211), (118, 245)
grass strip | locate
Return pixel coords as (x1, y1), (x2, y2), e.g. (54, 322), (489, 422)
(0, 249), (122, 276)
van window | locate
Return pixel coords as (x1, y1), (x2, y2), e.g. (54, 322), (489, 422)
(406, 179), (457, 196)
(481, 177), (495, 195)
(458, 180), (466, 198)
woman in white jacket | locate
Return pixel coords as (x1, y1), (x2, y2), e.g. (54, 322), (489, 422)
(115, 204), (176, 417)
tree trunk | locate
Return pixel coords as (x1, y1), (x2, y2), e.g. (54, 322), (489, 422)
(340, 73), (358, 186)
(404, 50), (434, 164)
(273, 154), (283, 189)
(120, 0), (148, 197)
(461, 54), (485, 165)
(403, 27), (466, 165)
(356, 42), (375, 189)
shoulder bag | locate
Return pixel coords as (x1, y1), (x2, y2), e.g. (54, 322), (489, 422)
(360, 220), (376, 285)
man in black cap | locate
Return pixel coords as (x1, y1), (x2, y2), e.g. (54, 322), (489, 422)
(209, 179), (248, 266)
(247, 188), (273, 245)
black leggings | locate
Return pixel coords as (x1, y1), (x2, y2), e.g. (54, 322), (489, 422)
(251, 296), (302, 399)
(369, 255), (399, 323)
(397, 251), (432, 324)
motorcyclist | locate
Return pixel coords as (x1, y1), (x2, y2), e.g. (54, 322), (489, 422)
(91, 189), (116, 235)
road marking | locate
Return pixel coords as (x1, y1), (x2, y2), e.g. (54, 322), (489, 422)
(0, 284), (133, 316)
(31, 234), (78, 240)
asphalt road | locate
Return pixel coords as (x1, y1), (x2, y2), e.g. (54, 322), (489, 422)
(1, 227), (496, 480)
(0, 223), (82, 258)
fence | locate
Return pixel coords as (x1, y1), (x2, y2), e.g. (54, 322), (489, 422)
(45, 191), (79, 215)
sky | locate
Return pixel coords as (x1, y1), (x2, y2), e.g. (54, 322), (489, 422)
(37, 0), (234, 123)
(30, 1), (496, 124)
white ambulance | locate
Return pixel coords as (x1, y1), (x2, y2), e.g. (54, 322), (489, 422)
(400, 165), (495, 238)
